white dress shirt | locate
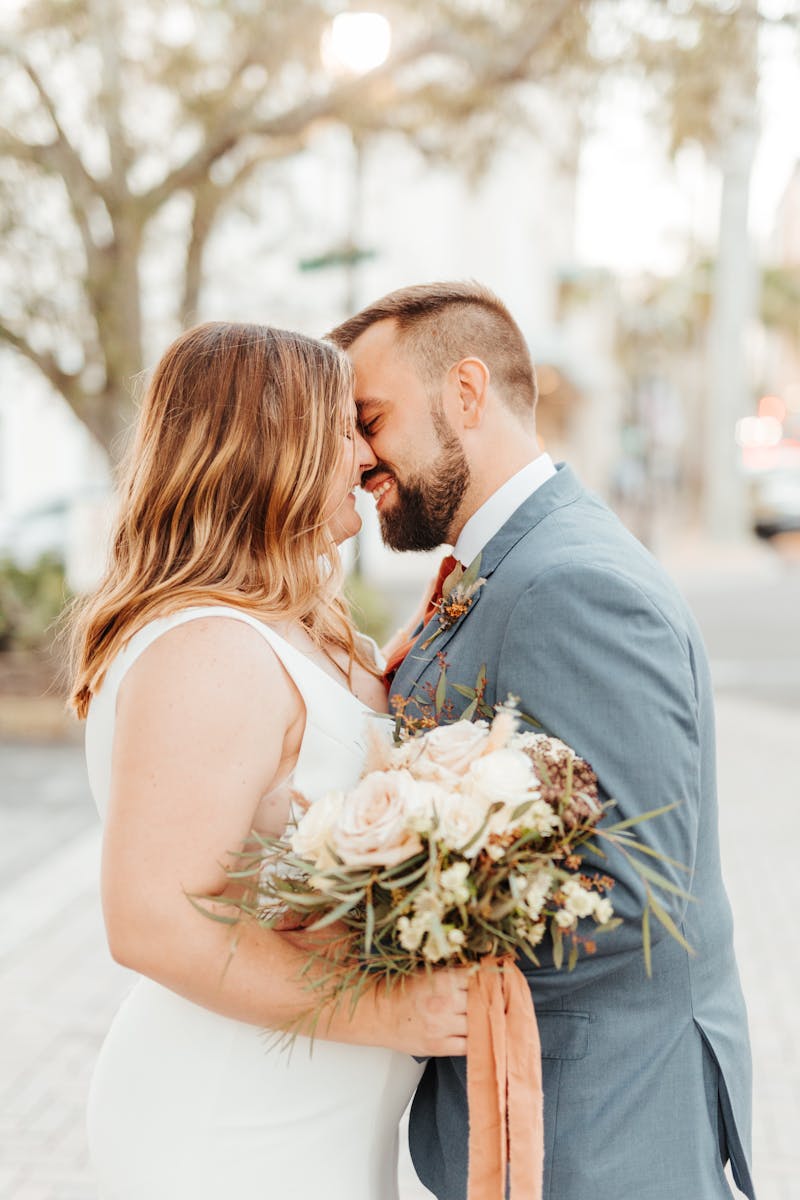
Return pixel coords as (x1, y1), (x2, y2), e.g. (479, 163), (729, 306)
(453, 453), (556, 565)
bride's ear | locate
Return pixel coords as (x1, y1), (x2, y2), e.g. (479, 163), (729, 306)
(451, 357), (490, 429)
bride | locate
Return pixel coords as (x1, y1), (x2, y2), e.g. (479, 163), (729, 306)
(69, 322), (468, 1199)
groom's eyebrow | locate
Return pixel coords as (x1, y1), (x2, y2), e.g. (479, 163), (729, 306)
(356, 396), (387, 416)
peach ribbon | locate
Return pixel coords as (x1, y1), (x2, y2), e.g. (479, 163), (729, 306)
(467, 957), (544, 1200)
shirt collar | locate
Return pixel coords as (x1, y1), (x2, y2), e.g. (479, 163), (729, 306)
(453, 453), (556, 565)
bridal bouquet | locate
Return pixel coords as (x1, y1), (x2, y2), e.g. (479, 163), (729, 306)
(219, 703), (689, 1200)
(263, 710), (619, 979)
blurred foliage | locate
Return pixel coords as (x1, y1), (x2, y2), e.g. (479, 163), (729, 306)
(345, 571), (393, 646)
(0, 553), (71, 652)
(562, 256), (800, 372)
(761, 266), (800, 341)
(0, 0), (790, 458)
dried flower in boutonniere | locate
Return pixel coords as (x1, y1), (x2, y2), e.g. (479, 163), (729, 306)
(421, 553), (486, 650)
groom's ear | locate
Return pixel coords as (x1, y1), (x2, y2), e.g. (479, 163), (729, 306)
(451, 357), (490, 429)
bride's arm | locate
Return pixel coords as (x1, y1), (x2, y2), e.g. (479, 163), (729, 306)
(101, 617), (466, 1056)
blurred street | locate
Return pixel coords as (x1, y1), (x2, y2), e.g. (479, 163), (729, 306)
(1, 548), (798, 1199)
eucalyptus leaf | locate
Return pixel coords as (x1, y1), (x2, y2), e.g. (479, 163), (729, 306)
(461, 553), (483, 589)
(603, 803), (680, 833)
(648, 894), (695, 956)
(435, 667), (448, 715)
(642, 904), (652, 978)
(632, 860), (695, 901)
(552, 921), (563, 969)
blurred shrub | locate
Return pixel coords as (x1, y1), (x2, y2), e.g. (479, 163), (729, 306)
(345, 573), (393, 646)
(0, 554), (71, 651)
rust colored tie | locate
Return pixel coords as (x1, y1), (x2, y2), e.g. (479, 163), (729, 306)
(383, 553), (460, 684)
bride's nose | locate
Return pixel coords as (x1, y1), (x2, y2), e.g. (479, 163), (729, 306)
(355, 429), (377, 474)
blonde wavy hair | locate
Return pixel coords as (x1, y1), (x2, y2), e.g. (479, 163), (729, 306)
(70, 321), (372, 718)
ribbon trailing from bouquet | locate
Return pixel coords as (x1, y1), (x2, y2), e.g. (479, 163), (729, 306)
(466, 957), (543, 1200)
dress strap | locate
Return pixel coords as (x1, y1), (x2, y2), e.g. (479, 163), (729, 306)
(104, 605), (363, 723)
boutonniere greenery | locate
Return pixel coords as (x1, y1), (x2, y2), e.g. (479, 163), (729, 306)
(420, 553), (487, 651)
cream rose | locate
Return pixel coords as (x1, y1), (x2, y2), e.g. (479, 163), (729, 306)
(404, 779), (449, 834)
(387, 736), (424, 772)
(414, 721), (490, 786)
(466, 748), (540, 807)
(290, 791), (345, 867)
(331, 770), (422, 868)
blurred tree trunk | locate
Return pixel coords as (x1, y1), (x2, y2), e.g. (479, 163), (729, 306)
(704, 0), (759, 540)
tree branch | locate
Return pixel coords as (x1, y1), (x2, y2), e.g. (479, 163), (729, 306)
(0, 319), (82, 408)
(180, 137), (304, 324)
(0, 48), (110, 275)
(139, 32), (445, 218)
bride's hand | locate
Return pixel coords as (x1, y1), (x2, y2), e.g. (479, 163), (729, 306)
(375, 967), (469, 1058)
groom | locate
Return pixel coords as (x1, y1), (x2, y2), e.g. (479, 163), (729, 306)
(328, 281), (755, 1200)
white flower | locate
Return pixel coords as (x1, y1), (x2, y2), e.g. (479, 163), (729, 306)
(440, 861), (471, 905)
(397, 891), (457, 962)
(511, 732), (571, 757)
(555, 908), (578, 930)
(397, 915), (425, 952)
(594, 897), (614, 925)
(466, 748), (540, 808)
(413, 721), (490, 786)
(290, 791), (345, 867)
(523, 872), (553, 920)
(526, 920), (546, 947)
(447, 927), (466, 947)
(422, 923), (457, 962)
(331, 771), (422, 868)
(516, 798), (560, 838)
(561, 879), (597, 920)
(436, 790), (496, 857)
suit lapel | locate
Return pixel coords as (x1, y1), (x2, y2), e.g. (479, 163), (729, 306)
(393, 463), (582, 696)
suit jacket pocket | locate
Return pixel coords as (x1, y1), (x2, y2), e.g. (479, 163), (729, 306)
(536, 1011), (590, 1061)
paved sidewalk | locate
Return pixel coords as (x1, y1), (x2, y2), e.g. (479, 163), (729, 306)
(1, 694), (798, 1199)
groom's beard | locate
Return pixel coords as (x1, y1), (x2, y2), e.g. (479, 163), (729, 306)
(376, 421), (470, 552)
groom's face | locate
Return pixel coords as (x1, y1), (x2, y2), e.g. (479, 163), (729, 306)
(347, 320), (470, 552)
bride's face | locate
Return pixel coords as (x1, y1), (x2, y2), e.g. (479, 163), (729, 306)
(324, 415), (376, 544)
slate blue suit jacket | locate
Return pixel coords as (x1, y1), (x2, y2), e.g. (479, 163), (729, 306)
(395, 464), (755, 1200)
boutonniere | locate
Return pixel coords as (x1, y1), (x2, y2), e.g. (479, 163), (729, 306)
(420, 553), (487, 650)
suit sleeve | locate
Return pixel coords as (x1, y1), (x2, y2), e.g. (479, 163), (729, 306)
(495, 561), (701, 996)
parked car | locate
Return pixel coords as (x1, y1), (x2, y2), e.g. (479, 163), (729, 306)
(750, 467), (800, 539)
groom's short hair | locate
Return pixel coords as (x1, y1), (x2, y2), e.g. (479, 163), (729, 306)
(327, 281), (538, 419)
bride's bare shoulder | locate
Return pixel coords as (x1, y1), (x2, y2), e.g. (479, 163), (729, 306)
(118, 613), (299, 714)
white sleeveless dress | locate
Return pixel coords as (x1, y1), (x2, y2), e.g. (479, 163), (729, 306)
(84, 605), (424, 1200)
